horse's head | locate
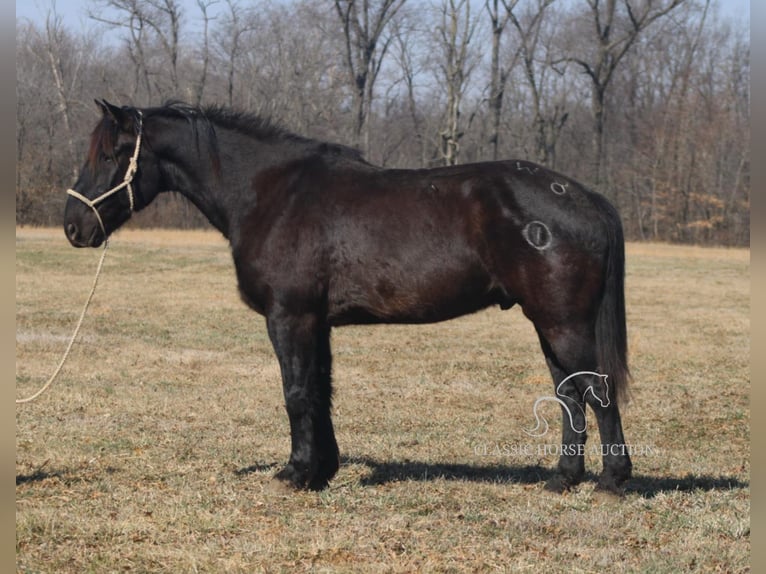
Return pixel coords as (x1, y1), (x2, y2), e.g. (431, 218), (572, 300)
(64, 100), (161, 247)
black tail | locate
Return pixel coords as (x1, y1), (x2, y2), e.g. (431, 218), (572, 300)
(595, 198), (631, 406)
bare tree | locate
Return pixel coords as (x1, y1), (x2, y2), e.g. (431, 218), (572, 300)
(192, 0), (217, 105)
(559, 0), (685, 188)
(485, 0), (515, 160)
(211, 0), (252, 107)
(40, 9), (83, 179)
(229, 2), (346, 136)
(333, 0), (406, 155)
(89, 0), (151, 98)
(505, 0), (561, 165)
(389, 10), (430, 165)
(435, 0), (480, 165)
(16, 16), (102, 223)
(90, 0), (184, 99)
(153, 0), (182, 94)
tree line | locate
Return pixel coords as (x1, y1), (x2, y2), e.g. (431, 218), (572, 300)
(16, 0), (750, 245)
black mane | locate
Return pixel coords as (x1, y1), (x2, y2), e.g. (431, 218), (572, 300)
(201, 105), (305, 143)
(144, 101), (366, 164)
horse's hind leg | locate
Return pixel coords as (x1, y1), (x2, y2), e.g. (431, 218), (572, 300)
(535, 322), (631, 494)
(535, 324), (591, 492)
(585, 382), (632, 494)
(266, 309), (340, 491)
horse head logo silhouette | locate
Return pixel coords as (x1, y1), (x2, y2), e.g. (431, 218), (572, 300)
(525, 371), (610, 437)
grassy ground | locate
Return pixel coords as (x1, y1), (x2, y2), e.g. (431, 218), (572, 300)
(16, 227), (749, 573)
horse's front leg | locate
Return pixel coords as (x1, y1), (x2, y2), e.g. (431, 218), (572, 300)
(266, 310), (339, 491)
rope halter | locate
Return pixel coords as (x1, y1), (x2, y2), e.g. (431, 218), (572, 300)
(67, 110), (144, 236)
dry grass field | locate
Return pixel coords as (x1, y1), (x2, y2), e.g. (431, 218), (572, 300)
(16, 227), (749, 573)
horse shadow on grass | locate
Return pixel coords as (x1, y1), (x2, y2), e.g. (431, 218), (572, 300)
(236, 456), (748, 498)
(345, 457), (749, 498)
(16, 462), (119, 486)
(16, 460), (120, 486)
(19, 460), (747, 499)
(16, 468), (63, 486)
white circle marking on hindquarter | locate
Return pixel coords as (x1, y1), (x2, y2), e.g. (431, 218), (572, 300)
(550, 181), (568, 195)
(522, 220), (553, 251)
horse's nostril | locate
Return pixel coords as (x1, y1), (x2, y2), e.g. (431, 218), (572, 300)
(66, 223), (78, 241)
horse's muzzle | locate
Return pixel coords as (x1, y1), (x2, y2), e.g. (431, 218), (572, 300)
(65, 221), (104, 248)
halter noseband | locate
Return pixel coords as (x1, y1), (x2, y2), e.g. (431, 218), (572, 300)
(67, 110), (144, 236)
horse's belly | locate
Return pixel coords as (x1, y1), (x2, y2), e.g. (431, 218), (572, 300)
(327, 265), (511, 326)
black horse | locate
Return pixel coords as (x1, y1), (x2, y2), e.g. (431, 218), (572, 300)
(64, 100), (632, 494)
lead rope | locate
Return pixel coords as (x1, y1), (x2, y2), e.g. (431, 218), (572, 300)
(21, 110), (141, 403)
(16, 240), (109, 404)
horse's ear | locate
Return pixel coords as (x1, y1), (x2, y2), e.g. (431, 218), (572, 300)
(96, 99), (137, 134)
(94, 99), (108, 115)
(95, 99), (121, 120)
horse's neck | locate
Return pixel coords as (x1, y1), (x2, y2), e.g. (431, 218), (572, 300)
(155, 147), (230, 239)
(157, 128), (301, 240)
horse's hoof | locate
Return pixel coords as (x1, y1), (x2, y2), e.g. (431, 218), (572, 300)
(268, 458), (337, 492)
(271, 464), (311, 491)
(544, 475), (575, 493)
(594, 475), (627, 498)
(307, 477), (331, 491)
(308, 455), (339, 491)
